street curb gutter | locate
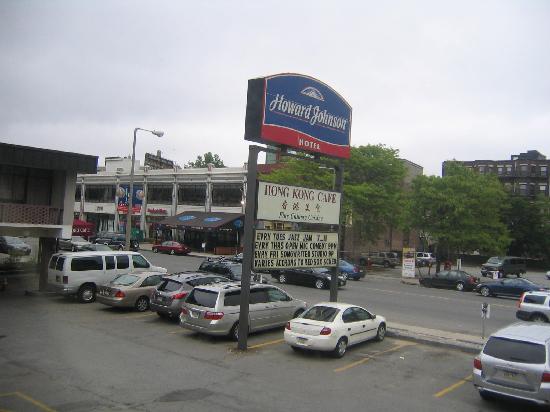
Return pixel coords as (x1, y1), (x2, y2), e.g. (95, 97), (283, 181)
(387, 327), (483, 354)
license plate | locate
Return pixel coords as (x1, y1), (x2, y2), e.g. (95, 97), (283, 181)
(502, 371), (520, 380)
(297, 337), (308, 343)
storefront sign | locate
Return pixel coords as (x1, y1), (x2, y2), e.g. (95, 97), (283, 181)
(117, 205), (141, 214)
(117, 185), (144, 208)
(245, 73), (352, 159)
(253, 230), (338, 269)
(256, 182), (340, 224)
(147, 208), (168, 215)
(402, 248), (416, 278)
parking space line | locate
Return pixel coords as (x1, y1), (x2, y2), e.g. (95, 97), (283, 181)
(122, 313), (156, 320)
(0, 392), (57, 412)
(334, 341), (416, 373)
(433, 375), (472, 398)
(248, 338), (285, 349)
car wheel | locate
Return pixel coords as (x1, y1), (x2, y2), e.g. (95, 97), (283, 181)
(480, 286), (491, 297)
(170, 249), (175, 255)
(77, 284), (96, 303)
(293, 309), (305, 318)
(456, 282), (465, 292)
(279, 274), (287, 284)
(153, 248), (158, 253)
(230, 322), (239, 341)
(376, 323), (386, 341)
(314, 279), (325, 289)
(530, 314), (548, 323)
(383, 261), (390, 268)
(332, 337), (348, 358)
(135, 296), (149, 312)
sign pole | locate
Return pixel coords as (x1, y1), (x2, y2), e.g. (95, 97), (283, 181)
(330, 160), (344, 302)
(238, 145), (260, 351)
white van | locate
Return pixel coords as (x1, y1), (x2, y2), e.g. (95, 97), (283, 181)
(47, 251), (167, 303)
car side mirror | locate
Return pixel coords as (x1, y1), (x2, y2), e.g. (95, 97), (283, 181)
(372, 314), (377, 319)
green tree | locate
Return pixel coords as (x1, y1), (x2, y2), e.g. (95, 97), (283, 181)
(407, 162), (510, 259)
(505, 195), (550, 259)
(260, 144), (407, 241)
(186, 152), (225, 168)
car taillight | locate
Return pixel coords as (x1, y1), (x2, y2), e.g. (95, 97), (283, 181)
(473, 357), (482, 371)
(173, 291), (189, 300)
(285, 322), (291, 330)
(62, 276), (68, 284)
(204, 311), (224, 320)
(320, 327), (332, 336)
(180, 307), (188, 315)
(114, 290), (125, 298)
(542, 372), (550, 383)
(518, 293), (526, 308)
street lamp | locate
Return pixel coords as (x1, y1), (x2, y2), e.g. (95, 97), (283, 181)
(125, 127), (164, 251)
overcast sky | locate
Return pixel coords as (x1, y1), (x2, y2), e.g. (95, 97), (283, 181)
(1, 0), (549, 176)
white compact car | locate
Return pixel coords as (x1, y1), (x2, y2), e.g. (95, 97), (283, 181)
(284, 302), (386, 358)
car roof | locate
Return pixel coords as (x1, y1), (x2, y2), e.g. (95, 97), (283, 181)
(309, 302), (360, 311)
(193, 282), (272, 293)
(125, 271), (165, 278)
(53, 251), (142, 257)
(491, 322), (550, 344)
(163, 271), (225, 281)
(524, 290), (550, 297)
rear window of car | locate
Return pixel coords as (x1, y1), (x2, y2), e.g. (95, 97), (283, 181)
(158, 279), (183, 292)
(483, 337), (546, 364)
(132, 255), (150, 269)
(224, 290), (241, 307)
(71, 256), (103, 271)
(302, 306), (340, 322)
(188, 277), (227, 287)
(523, 295), (547, 305)
(186, 289), (218, 308)
(112, 274), (140, 286)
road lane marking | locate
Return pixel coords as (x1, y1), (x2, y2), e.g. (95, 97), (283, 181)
(122, 312), (157, 319)
(334, 341), (417, 373)
(248, 339), (285, 349)
(0, 392), (57, 412)
(433, 375), (472, 398)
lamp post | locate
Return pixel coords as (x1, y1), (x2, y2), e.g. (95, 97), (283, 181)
(125, 127), (164, 251)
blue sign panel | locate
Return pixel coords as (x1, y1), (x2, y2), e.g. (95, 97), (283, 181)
(245, 73), (352, 159)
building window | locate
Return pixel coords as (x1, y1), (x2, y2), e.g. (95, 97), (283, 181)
(212, 184), (243, 207)
(519, 164), (528, 176)
(75, 185), (82, 201)
(539, 184), (548, 195)
(0, 164), (52, 205)
(519, 183), (527, 196)
(177, 184), (206, 206)
(147, 184), (172, 204)
(541, 166), (548, 177)
(506, 165), (512, 175)
(497, 166), (504, 175)
(85, 185), (116, 203)
(478, 165), (486, 174)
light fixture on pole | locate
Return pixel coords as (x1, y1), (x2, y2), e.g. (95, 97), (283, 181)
(125, 128), (164, 251)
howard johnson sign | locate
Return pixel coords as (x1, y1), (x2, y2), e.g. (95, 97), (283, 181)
(245, 74), (352, 159)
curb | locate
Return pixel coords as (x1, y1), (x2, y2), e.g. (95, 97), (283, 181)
(387, 327), (483, 354)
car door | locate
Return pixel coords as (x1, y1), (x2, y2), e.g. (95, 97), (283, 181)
(341, 308), (363, 345)
(509, 279), (532, 297)
(352, 307), (378, 341)
(431, 271), (448, 288)
(266, 287), (296, 325)
(137, 274), (163, 299)
(248, 288), (274, 331)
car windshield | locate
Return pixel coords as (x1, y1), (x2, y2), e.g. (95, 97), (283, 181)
(487, 257), (503, 264)
(111, 274), (140, 286)
(158, 279), (183, 292)
(72, 236), (87, 242)
(312, 268), (330, 274)
(483, 337), (546, 364)
(339, 260), (354, 269)
(302, 306), (340, 322)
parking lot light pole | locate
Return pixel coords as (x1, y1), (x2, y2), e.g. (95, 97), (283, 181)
(125, 128), (164, 251)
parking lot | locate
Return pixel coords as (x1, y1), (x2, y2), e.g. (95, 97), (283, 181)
(1, 278), (542, 412)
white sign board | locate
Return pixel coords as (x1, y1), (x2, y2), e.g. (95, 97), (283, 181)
(256, 182), (341, 225)
(402, 247), (416, 278)
(253, 230), (339, 270)
(481, 303), (490, 319)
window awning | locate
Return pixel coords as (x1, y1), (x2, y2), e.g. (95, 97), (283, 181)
(159, 211), (244, 231)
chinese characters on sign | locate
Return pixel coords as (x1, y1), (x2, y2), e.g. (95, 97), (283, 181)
(257, 182), (341, 225)
(253, 230), (339, 270)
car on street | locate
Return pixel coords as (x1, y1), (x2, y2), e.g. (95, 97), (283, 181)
(269, 267), (347, 289)
(284, 302), (386, 358)
(473, 322), (550, 405)
(150, 272), (230, 319)
(80, 243), (113, 252)
(180, 282), (307, 340)
(0, 236), (32, 256)
(152, 241), (191, 255)
(58, 236), (92, 252)
(516, 291), (550, 323)
(419, 270), (479, 291)
(360, 251), (399, 268)
(475, 278), (547, 298)
(94, 233), (139, 251)
(96, 271), (164, 311)
(338, 259), (364, 280)
(481, 256), (527, 278)
(416, 252), (436, 267)
(198, 258), (266, 283)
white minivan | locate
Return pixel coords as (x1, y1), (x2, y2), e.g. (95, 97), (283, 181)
(48, 251), (167, 303)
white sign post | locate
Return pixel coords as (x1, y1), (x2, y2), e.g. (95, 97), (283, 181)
(402, 247), (416, 279)
(481, 302), (490, 339)
(257, 182), (341, 225)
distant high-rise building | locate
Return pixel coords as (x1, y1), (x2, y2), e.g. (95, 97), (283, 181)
(144, 150), (175, 170)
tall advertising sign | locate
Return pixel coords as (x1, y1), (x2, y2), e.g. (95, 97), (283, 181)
(402, 248), (416, 278)
(245, 73), (352, 159)
(117, 185), (144, 214)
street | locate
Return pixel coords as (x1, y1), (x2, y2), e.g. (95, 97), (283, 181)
(1, 252), (546, 411)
